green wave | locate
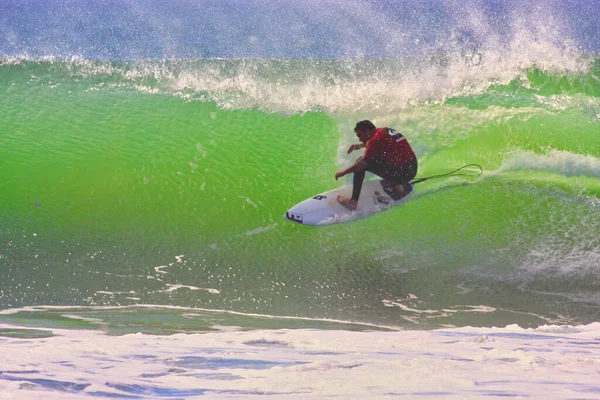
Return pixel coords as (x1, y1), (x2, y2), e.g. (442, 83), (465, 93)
(1, 57), (599, 328)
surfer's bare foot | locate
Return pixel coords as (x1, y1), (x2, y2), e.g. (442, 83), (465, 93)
(337, 195), (357, 211)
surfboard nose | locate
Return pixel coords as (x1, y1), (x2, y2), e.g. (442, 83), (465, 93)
(285, 211), (303, 224)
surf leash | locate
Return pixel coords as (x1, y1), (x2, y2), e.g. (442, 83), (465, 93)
(410, 163), (483, 185)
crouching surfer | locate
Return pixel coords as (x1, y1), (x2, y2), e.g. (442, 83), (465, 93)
(334, 120), (418, 211)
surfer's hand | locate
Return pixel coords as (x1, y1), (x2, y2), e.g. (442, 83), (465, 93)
(347, 143), (363, 154)
(335, 170), (345, 180)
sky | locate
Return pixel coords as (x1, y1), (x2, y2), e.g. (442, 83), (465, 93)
(0, 0), (598, 59)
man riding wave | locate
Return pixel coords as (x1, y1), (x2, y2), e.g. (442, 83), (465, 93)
(335, 120), (418, 210)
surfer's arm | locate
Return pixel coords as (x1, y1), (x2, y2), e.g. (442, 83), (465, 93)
(335, 160), (368, 180)
(347, 143), (365, 154)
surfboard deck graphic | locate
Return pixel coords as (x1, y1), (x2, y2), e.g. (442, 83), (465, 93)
(285, 180), (415, 226)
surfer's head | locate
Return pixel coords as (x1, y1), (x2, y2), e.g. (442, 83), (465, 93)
(354, 120), (376, 143)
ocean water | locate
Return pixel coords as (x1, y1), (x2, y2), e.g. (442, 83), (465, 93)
(1, 0), (600, 398)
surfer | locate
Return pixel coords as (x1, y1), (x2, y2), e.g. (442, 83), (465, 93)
(335, 120), (417, 211)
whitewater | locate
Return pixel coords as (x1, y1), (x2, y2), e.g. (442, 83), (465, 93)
(1, 0), (600, 398)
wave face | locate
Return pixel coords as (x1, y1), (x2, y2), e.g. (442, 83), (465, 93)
(1, 0), (600, 329)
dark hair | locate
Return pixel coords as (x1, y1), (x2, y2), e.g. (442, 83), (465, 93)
(354, 120), (376, 132)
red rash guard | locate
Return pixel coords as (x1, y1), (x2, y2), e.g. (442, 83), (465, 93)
(362, 127), (416, 167)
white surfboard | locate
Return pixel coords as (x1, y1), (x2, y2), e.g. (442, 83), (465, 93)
(284, 180), (415, 226)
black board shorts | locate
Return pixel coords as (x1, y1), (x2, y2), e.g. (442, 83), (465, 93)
(364, 157), (418, 185)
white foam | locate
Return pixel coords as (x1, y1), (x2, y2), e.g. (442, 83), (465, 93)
(520, 235), (600, 277)
(154, 4), (588, 116)
(24, 7), (584, 118)
(0, 322), (599, 398)
(239, 196), (259, 209)
(240, 223), (278, 237)
(383, 299), (496, 316)
(159, 284), (220, 294)
(154, 265), (169, 274)
(500, 149), (600, 179)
